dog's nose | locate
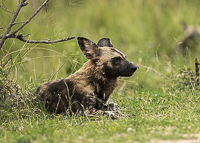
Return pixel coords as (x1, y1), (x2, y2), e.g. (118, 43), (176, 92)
(131, 65), (137, 71)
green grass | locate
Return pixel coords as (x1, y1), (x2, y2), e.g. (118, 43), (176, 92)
(1, 0), (200, 142)
(1, 0), (200, 88)
(1, 88), (200, 143)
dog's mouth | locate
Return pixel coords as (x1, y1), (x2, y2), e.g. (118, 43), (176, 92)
(120, 72), (135, 77)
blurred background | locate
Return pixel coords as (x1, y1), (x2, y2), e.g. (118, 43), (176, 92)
(1, 0), (200, 90)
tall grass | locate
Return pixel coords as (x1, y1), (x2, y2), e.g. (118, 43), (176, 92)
(1, 0), (200, 89)
(1, 0), (200, 90)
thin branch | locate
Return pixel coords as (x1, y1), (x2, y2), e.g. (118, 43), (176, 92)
(2, 56), (12, 68)
(8, 0), (49, 37)
(21, 1), (28, 7)
(0, 34), (75, 44)
(0, 27), (3, 29)
(0, 0), (75, 48)
(0, 34), (30, 39)
(0, 34), (7, 39)
(22, 34), (30, 37)
(0, 0), (27, 49)
(12, 21), (25, 26)
(16, 35), (75, 44)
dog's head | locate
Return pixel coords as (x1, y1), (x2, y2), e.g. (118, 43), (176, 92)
(77, 37), (137, 77)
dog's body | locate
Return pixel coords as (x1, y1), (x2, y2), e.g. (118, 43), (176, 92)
(36, 37), (137, 117)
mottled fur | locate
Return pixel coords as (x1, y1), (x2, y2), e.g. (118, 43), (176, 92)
(36, 37), (137, 117)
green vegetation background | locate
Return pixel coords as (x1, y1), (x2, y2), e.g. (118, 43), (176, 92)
(1, 0), (200, 142)
(1, 0), (200, 89)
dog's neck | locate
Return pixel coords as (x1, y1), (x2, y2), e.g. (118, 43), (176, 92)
(81, 60), (117, 81)
(75, 60), (118, 99)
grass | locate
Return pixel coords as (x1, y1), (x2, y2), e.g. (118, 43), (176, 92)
(1, 88), (200, 143)
(1, 0), (200, 142)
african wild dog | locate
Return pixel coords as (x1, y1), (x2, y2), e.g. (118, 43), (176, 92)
(36, 37), (137, 118)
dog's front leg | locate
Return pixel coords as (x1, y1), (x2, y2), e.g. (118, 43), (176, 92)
(84, 93), (118, 119)
(84, 93), (103, 115)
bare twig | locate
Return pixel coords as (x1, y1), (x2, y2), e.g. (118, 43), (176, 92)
(22, 34), (30, 37)
(8, 0), (49, 38)
(2, 56), (12, 68)
(21, 1), (28, 7)
(0, 0), (49, 49)
(195, 58), (200, 90)
(0, 34), (27, 39)
(15, 34), (75, 44)
(0, 27), (3, 29)
(0, 34), (8, 39)
(0, 34), (75, 44)
(0, 0), (27, 49)
(12, 21), (25, 26)
(0, 0), (75, 51)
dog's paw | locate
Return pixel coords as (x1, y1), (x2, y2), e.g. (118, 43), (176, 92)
(104, 111), (118, 120)
(107, 102), (120, 113)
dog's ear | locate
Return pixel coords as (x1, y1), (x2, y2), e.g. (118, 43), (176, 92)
(97, 38), (113, 47)
(77, 37), (100, 59)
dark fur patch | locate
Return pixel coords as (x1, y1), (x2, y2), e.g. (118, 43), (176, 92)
(36, 79), (75, 113)
(97, 38), (113, 47)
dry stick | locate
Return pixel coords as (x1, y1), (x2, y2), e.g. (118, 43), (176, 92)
(0, 0), (74, 45)
(0, 34), (75, 44)
(12, 21), (25, 26)
(0, 0), (26, 49)
(8, 0), (49, 38)
(0, 0), (49, 49)
(195, 58), (200, 90)
(15, 34), (75, 44)
(0, 34), (30, 39)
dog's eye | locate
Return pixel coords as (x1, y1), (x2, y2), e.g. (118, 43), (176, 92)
(113, 57), (122, 65)
(115, 57), (121, 62)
